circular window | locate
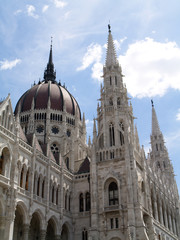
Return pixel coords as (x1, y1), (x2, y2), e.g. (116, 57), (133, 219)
(52, 126), (59, 134)
(36, 125), (44, 133)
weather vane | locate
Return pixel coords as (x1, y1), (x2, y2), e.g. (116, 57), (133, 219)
(151, 99), (154, 107)
(108, 21), (111, 33)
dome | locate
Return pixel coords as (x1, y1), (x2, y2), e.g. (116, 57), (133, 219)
(14, 43), (81, 119)
(14, 81), (81, 119)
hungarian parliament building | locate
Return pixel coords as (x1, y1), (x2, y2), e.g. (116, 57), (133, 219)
(0, 26), (179, 240)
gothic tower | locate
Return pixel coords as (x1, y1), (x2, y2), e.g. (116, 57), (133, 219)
(89, 26), (180, 240)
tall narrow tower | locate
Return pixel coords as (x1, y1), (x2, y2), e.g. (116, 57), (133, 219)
(90, 25), (148, 240)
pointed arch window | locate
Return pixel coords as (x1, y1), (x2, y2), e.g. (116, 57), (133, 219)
(42, 179), (45, 198)
(52, 185), (54, 203)
(115, 76), (117, 85)
(117, 98), (120, 106)
(109, 98), (113, 106)
(109, 123), (115, 146)
(82, 228), (88, 240)
(0, 153), (4, 175)
(109, 182), (118, 206)
(110, 76), (112, 85)
(25, 169), (29, 191)
(20, 167), (24, 188)
(65, 157), (69, 170)
(79, 193), (84, 212)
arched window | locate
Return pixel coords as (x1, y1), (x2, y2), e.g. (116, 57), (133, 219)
(56, 188), (59, 205)
(0, 153), (4, 175)
(117, 98), (120, 105)
(65, 193), (67, 210)
(109, 98), (113, 106)
(25, 169), (29, 191)
(85, 192), (91, 211)
(37, 176), (40, 196)
(115, 76), (117, 85)
(79, 193), (84, 212)
(65, 157), (69, 170)
(69, 195), (71, 211)
(82, 228), (88, 240)
(52, 186), (54, 203)
(109, 123), (115, 146)
(42, 179), (45, 198)
(20, 167), (24, 188)
(109, 182), (118, 206)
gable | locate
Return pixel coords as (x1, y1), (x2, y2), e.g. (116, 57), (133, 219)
(0, 94), (16, 133)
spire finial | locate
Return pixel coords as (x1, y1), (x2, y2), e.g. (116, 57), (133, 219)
(44, 38), (56, 82)
(151, 99), (154, 107)
(108, 23), (111, 33)
(51, 36), (53, 48)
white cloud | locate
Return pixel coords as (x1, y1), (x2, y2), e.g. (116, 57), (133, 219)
(0, 59), (21, 70)
(91, 62), (103, 81)
(176, 109), (180, 121)
(77, 43), (102, 71)
(53, 0), (67, 8)
(26, 5), (39, 19)
(14, 9), (22, 15)
(42, 5), (49, 13)
(119, 38), (180, 98)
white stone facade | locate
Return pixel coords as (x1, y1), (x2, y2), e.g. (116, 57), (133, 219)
(0, 27), (179, 240)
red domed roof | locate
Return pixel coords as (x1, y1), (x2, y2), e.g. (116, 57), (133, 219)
(14, 81), (81, 119)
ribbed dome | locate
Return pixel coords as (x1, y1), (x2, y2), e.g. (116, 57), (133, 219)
(14, 81), (81, 119)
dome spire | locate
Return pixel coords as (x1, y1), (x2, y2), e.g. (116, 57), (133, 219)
(105, 24), (119, 67)
(44, 37), (56, 82)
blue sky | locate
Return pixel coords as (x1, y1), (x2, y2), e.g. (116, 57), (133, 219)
(0, 0), (180, 192)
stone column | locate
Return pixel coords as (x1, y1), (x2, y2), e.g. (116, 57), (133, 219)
(55, 235), (61, 240)
(22, 168), (27, 189)
(40, 229), (46, 240)
(39, 177), (43, 198)
(172, 217), (177, 235)
(154, 199), (158, 221)
(53, 186), (56, 204)
(34, 175), (38, 195)
(168, 212), (172, 232)
(0, 216), (5, 240)
(23, 224), (29, 240)
(164, 206), (168, 228)
(159, 203), (163, 225)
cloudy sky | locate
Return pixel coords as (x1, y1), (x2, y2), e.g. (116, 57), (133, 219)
(0, 0), (180, 192)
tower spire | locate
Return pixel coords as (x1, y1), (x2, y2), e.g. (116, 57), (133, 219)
(105, 25), (119, 67)
(151, 100), (161, 136)
(44, 37), (56, 82)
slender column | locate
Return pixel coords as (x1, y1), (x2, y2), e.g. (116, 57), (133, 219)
(23, 224), (29, 240)
(159, 203), (163, 225)
(168, 212), (172, 232)
(53, 186), (56, 204)
(49, 182), (52, 202)
(55, 235), (61, 240)
(22, 168), (27, 189)
(34, 175), (38, 195)
(172, 217), (177, 235)
(154, 199), (158, 221)
(39, 177), (43, 198)
(40, 229), (46, 240)
(164, 206), (168, 228)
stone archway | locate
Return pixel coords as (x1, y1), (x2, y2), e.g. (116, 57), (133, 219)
(61, 224), (69, 240)
(46, 218), (56, 240)
(29, 212), (41, 240)
(13, 205), (25, 240)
